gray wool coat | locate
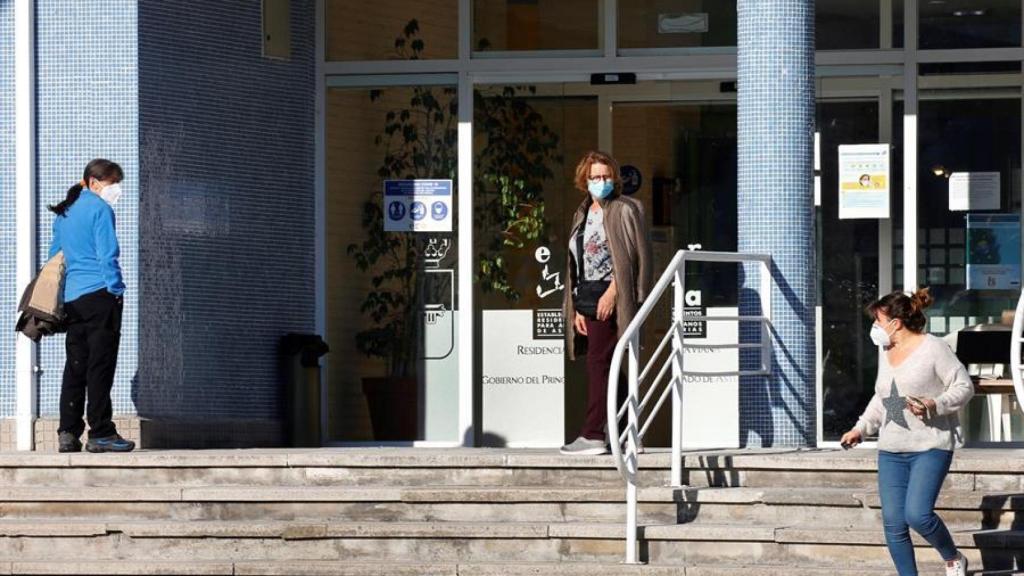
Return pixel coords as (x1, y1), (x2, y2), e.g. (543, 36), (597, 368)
(563, 193), (653, 361)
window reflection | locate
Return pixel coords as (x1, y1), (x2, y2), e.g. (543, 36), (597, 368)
(618, 1), (737, 50)
(325, 0), (458, 60)
(917, 98), (1022, 330)
(473, 0), (599, 52)
(920, 0), (1021, 49)
(817, 0), (880, 50)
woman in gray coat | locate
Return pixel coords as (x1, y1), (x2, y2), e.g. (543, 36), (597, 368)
(561, 150), (652, 455)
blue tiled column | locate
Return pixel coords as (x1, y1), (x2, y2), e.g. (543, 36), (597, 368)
(737, 0), (817, 447)
(0, 3), (16, 420)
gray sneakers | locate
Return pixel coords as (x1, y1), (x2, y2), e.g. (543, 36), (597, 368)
(945, 552), (967, 576)
(559, 437), (608, 456)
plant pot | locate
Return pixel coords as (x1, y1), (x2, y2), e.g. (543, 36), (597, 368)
(362, 377), (418, 441)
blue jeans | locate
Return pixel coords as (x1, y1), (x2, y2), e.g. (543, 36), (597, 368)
(878, 449), (959, 576)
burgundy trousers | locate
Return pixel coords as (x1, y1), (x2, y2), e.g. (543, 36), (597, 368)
(580, 316), (627, 442)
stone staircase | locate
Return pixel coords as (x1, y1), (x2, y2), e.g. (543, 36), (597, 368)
(0, 448), (1019, 574)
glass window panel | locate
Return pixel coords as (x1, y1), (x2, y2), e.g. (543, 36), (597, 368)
(326, 84), (460, 442)
(917, 96), (1021, 332)
(894, 0), (905, 47)
(920, 0), (1022, 49)
(920, 62), (1022, 76)
(325, 0), (458, 61)
(474, 0), (600, 52)
(949, 316), (967, 332)
(816, 0), (880, 50)
(818, 100), (880, 442)
(618, 1), (737, 50)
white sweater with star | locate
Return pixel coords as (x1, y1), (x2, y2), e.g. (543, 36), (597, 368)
(854, 334), (974, 452)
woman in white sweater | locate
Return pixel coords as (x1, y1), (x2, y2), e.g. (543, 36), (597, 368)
(840, 288), (974, 576)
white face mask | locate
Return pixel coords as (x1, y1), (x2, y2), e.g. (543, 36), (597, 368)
(870, 319), (897, 347)
(98, 183), (123, 206)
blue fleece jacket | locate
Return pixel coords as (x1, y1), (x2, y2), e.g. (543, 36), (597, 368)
(48, 189), (125, 303)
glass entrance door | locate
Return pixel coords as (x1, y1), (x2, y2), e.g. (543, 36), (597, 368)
(611, 98), (739, 447)
(468, 79), (891, 447)
(325, 80), (461, 444)
(472, 83), (598, 447)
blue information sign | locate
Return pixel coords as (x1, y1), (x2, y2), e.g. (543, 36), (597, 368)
(383, 180), (453, 232)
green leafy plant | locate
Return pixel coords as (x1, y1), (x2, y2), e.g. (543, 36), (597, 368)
(347, 20), (562, 377)
(474, 85), (562, 299)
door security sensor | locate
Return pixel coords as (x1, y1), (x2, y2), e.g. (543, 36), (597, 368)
(591, 73), (637, 85)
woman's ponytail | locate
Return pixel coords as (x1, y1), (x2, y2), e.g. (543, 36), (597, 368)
(48, 182), (84, 216)
(909, 287), (934, 314)
(48, 159), (124, 217)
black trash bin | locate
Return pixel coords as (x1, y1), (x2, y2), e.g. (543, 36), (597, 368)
(280, 333), (329, 447)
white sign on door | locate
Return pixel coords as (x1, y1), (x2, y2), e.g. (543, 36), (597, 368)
(949, 172), (1000, 211)
(681, 307), (741, 449)
(481, 310), (564, 447)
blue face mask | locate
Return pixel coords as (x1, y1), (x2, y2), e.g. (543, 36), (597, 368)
(588, 179), (614, 199)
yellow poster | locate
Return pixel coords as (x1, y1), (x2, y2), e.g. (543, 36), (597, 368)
(838, 144), (890, 219)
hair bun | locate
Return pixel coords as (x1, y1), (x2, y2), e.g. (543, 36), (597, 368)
(910, 287), (934, 312)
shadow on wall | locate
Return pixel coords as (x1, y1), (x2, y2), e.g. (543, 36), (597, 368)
(739, 263), (773, 447)
(740, 260), (817, 448)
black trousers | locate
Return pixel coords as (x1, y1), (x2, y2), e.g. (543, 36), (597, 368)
(59, 289), (122, 439)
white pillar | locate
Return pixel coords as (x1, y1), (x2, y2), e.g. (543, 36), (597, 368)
(902, 0), (919, 292)
(15, 0), (37, 451)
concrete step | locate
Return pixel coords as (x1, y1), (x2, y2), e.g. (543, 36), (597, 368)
(0, 519), (1016, 568)
(231, 561), (907, 576)
(0, 483), (1009, 506)
(0, 448), (1017, 491)
(0, 485), (1017, 530)
(0, 448), (1019, 572)
(0, 560), (914, 576)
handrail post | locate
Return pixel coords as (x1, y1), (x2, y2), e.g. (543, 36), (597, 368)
(671, 267), (684, 487)
(1011, 290), (1024, 414)
(625, 334), (640, 564)
(759, 259), (772, 373)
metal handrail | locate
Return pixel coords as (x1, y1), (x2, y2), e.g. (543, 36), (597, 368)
(1010, 290), (1024, 413)
(605, 249), (773, 564)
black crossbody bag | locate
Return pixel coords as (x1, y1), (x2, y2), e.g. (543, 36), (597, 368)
(572, 226), (611, 320)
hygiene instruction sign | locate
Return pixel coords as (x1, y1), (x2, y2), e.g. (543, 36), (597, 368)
(838, 144), (890, 220)
(384, 180), (453, 233)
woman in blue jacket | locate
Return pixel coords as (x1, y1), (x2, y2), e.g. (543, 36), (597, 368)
(48, 159), (134, 453)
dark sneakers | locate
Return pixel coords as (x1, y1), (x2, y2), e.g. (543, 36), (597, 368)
(85, 434), (136, 453)
(58, 432), (82, 453)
